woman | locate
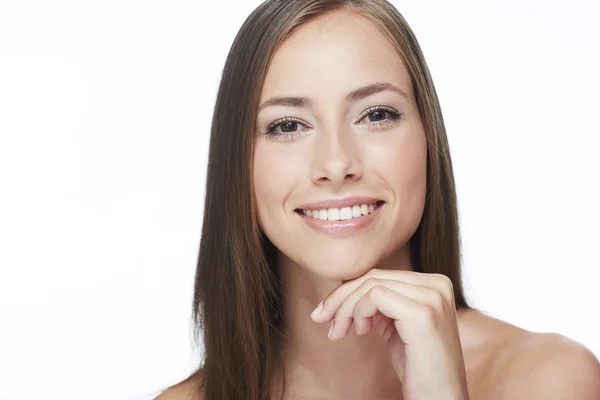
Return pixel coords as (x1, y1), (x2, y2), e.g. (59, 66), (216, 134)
(156, 0), (600, 399)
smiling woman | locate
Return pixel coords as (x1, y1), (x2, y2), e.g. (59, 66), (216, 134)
(155, 0), (600, 399)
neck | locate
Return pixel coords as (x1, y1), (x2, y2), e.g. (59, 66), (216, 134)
(272, 245), (413, 399)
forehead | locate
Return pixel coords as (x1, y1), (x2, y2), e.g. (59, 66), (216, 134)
(260, 11), (413, 103)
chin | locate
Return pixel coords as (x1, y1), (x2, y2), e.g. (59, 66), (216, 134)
(302, 249), (381, 282)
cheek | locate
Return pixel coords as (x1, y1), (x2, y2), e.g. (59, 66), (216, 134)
(253, 143), (302, 221)
(367, 128), (427, 189)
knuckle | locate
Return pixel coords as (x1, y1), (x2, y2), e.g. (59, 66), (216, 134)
(368, 284), (385, 298)
(430, 290), (445, 311)
(367, 268), (380, 277)
(362, 277), (381, 289)
(434, 273), (452, 286)
(434, 274), (454, 300)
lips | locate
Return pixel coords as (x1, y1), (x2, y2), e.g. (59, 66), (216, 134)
(296, 200), (385, 236)
(295, 201), (384, 221)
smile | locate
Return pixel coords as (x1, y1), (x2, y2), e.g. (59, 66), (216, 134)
(296, 201), (384, 221)
(295, 201), (385, 236)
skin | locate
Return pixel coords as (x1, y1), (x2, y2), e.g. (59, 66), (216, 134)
(156, 9), (600, 400)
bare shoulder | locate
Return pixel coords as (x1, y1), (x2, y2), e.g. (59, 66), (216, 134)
(498, 331), (600, 399)
(458, 309), (600, 399)
(154, 369), (205, 400)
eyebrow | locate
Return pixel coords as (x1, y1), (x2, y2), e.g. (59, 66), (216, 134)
(257, 82), (409, 113)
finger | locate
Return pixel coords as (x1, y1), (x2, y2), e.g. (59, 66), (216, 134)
(353, 314), (373, 336)
(354, 310), (387, 336)
(312, 269), (454, 323)
(330, 280), (434, 341)
(330, 285), (423, 341)
(324, 277), (439, 333)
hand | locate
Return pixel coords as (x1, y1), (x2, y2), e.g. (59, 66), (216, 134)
(310, 268), (470, 400)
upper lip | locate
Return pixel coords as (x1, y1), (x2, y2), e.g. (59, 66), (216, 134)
(296, 196), (384, 211)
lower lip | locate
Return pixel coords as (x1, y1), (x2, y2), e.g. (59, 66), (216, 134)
(297, 203), (384, 236)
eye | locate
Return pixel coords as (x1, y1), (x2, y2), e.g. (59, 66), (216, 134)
(264, 116), (310, 139)
(367, 110), (388, 122)
(357, 105), (403, 130)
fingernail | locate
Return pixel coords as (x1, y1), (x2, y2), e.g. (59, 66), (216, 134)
(328, 321), (334, 339)
(310, 301), (323, 319)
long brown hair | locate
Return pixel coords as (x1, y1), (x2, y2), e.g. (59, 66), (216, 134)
(191, 1), (472, 399)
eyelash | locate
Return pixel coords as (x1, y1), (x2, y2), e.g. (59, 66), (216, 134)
(263, 105), (404, 139)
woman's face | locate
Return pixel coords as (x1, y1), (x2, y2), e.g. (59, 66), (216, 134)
(253, 11), (427, 280)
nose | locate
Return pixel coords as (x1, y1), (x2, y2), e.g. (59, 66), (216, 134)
(309, 125), (363, 187)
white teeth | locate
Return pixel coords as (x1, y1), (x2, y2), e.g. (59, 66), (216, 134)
(340, 207), (353, 220)
(327, 208), (340, 221)
(303, 203), (380, 221)
(360, 204), (369, 216)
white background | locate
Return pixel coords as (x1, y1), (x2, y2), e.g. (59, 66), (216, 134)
(0, 0), (598, 399)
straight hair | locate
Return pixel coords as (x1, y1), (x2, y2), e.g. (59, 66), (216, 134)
(192, 1), (473, 399)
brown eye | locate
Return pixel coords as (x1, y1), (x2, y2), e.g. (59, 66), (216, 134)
(368, 110), (387, 122)
(357, 105), (403, 130)
(264, 117), (310, 139)
(281, 121), (298, 133)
